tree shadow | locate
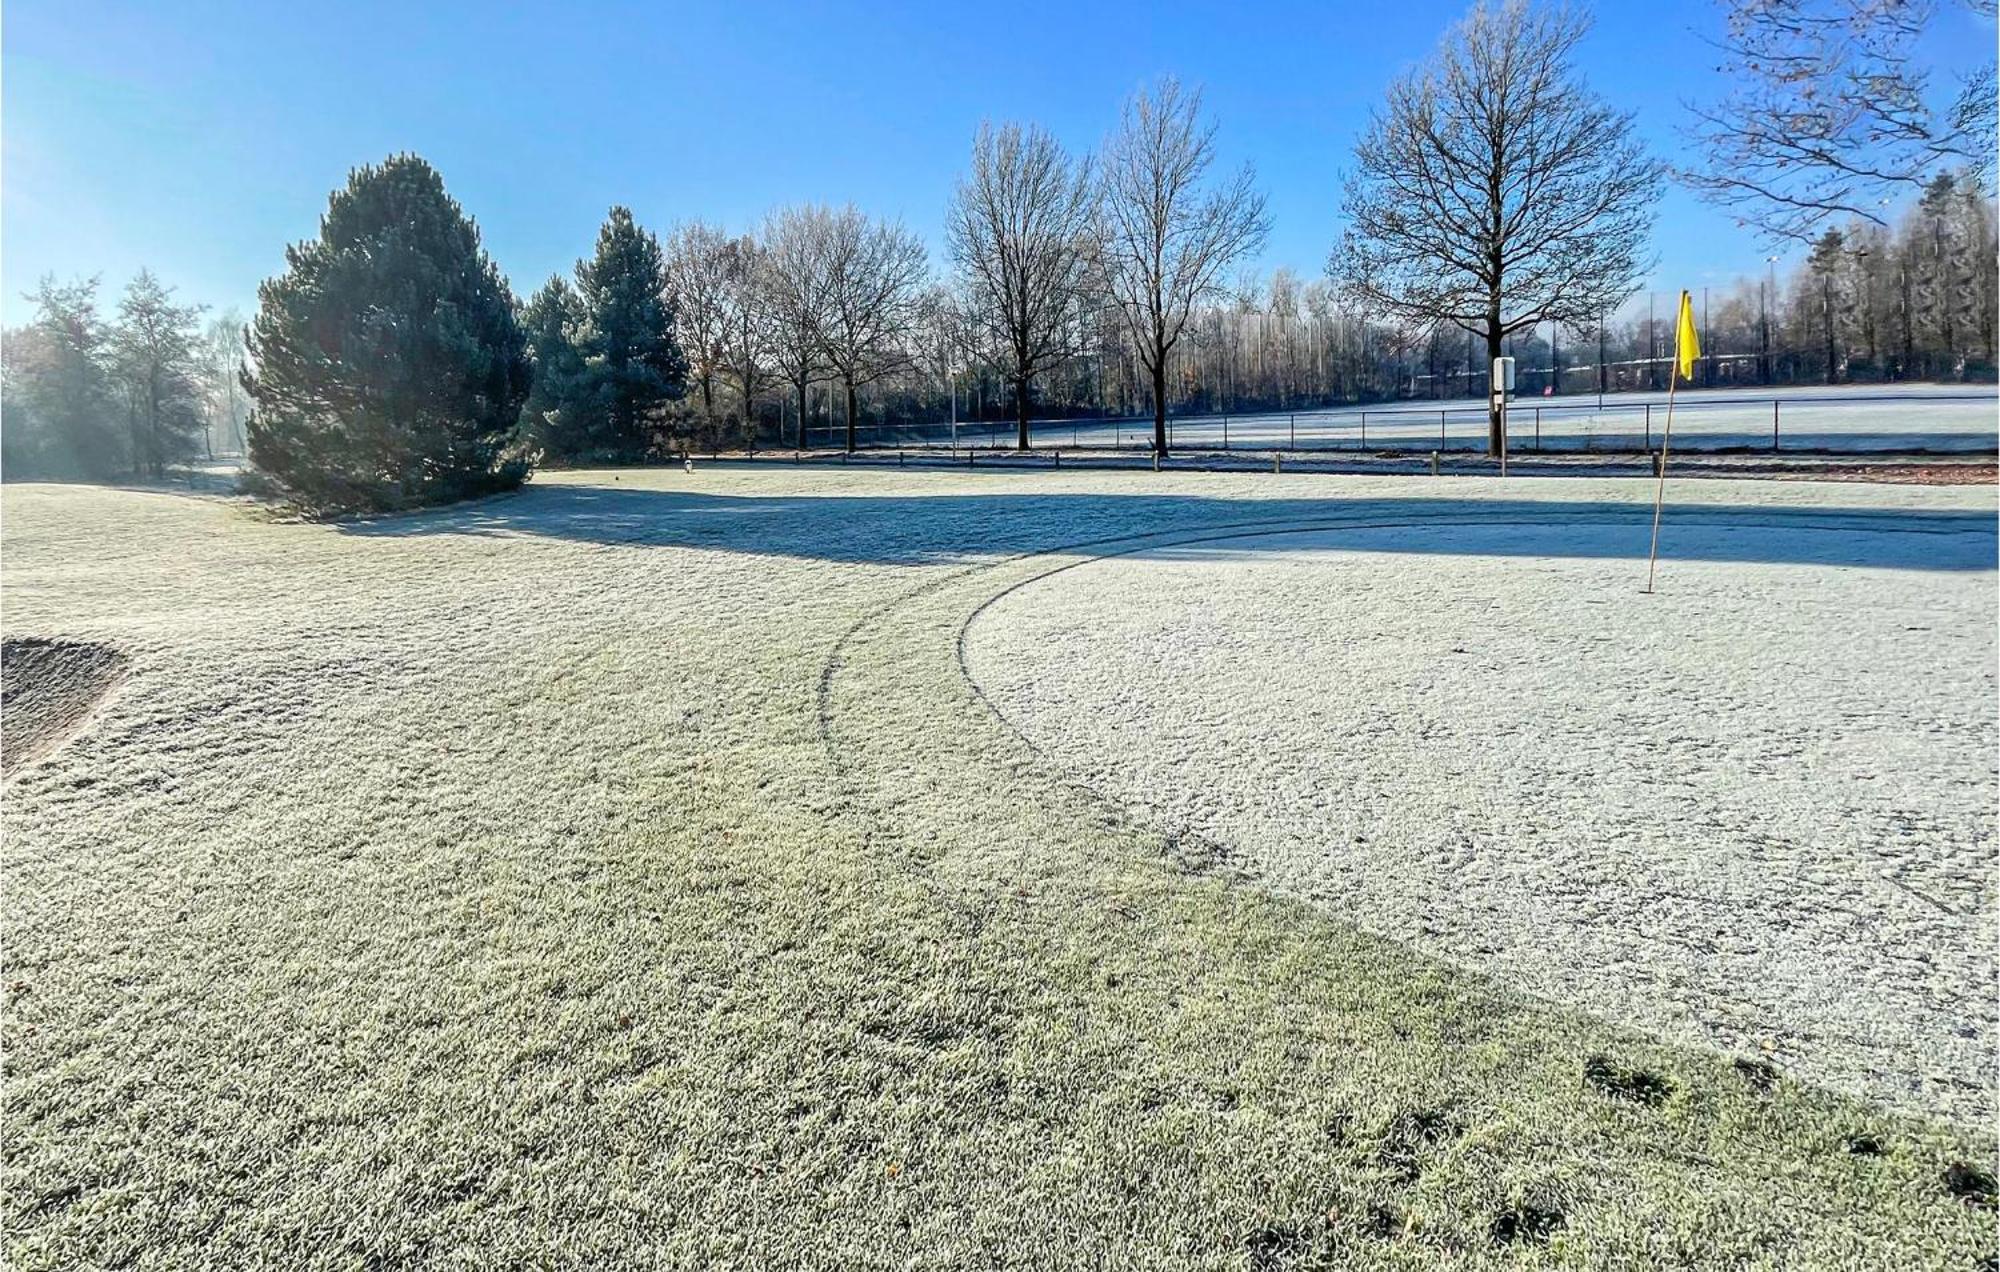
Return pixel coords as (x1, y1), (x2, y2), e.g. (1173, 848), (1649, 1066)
(336, 474), (1998, 571)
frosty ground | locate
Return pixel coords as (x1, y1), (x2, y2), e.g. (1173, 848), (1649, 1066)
(3, 466), (1995, 1268)
(964, 505), (1996, 1123)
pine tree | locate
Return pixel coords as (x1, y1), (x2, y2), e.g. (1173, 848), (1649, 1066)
(3, 276), (123, 479)
(520, 275), (588, 459)
(112, 270), (208, 478)
(567, 206), (687, 460)
(243, 154), (532, 512)
(1916, 173), (1968, 378)
(1807, 228), (1847, 383)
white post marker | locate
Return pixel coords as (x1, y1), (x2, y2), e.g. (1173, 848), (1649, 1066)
(1493, 356), (1515, 477)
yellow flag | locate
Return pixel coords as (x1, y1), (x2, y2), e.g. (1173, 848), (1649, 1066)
(1674, 289), (1701, 382)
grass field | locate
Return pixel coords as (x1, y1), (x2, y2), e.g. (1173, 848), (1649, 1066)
(3, 467), (1995, 1268)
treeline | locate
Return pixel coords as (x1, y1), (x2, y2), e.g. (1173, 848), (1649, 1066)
(2, 275), (248, 481)
(4, 75), (1272, 506)
(4, 7), (1991, 506)
(1125, 165), (1998, 411)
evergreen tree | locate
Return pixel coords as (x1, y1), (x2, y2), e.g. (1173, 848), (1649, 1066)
(243, 154), (532, 512)
(566, 206), (687, 459)
(520, 275), (588, 458)
(1916, 173), (1969, 378)
(1806, 228), (1847, 383)
(3, 277), (123, 479)
(112, 270), (208, 478)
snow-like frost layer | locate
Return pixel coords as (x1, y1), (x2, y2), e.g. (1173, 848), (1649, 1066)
(964, 514), (1998, 1122)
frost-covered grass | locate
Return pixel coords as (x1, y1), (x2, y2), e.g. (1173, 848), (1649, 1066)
(3, 467), (1995, 1268)
(964, 511), (1997, 1125)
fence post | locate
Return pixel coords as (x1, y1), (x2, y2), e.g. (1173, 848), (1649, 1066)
(1772, 400), (1780, 452)
(1273, 454), (1281, 474)
(1430, 450), (1440, 476)
(1645, 403), (1652, 450)
(1361, 411), (1367, 450)
(1440, 410), (1447, 449)
(1534, 407), (1541, 453)
(1223, 415), (1230, 450)
(1290, 414), (1296, 449)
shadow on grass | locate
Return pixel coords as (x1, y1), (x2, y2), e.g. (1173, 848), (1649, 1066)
(336, 476), (1999, 571)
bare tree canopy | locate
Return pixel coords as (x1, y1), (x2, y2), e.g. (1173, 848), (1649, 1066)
(663, 221), (737, 441)
(947, 121), (1098, 449)
(810, 205), (930, 451)
(202, 310), (249, 458)
(1680, 0), (1996, 242)
(1333, 0), (1662, 452)
(913, 285), (970, 431)
(1098, 76), (1270, 455)
(719, 233), (772, 445)
(757, 206), (836, 450)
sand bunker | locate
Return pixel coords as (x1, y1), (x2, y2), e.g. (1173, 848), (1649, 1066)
(2, 638), (127, 775)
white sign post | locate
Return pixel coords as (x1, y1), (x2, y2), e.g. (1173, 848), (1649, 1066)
(1492, 356), (1515, 476)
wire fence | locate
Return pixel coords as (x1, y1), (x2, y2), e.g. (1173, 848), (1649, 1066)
(776, 388), (1998, 457)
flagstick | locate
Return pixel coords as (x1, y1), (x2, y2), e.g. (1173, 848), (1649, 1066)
(1644, 315), (1683, 595)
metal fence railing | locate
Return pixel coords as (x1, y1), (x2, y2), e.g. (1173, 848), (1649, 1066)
(780, 389), (1997, 457)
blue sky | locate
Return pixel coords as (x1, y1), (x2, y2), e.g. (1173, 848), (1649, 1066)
(4, 0), (1992, 326)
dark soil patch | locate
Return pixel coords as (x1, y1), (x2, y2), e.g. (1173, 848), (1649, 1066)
(2, 638), (127, 775)
(1771, 462), (1998, 486)
(1843, 1132), (1887, 1157)
(1491, 1203), (1564, 1245)
(1943, 1161), (1996, 1208)
(1584, 1054), (1674, 1107)
(1244, 1225), (1305, 1270)
(1732, 1057), (1780, 1094)
(1375, 1107), (1462, 1182)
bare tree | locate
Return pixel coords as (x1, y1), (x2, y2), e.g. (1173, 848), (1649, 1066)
(758, 206), (834, 450)
(812, 206), (930, 451)
(202, 309), (249, 457)
(1681, 0), (1995, 242)
(1333, 0), (1661, 453)
(1098, 76), (1269, 455)
(915, 286), (969, 436)
(947, 121), (1098, 449)
(664, 221), (735, 441)
(719, 233), (771, 445)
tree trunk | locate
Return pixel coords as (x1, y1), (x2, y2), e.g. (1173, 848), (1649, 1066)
(844, 379), (858, 452)
(1014, 374), (1031, 450)
(796, 379), (808, 450)
(1150, 358), (1169, 456)
(1485, 325), (1504, 456)
(149, 377), (164, 478)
